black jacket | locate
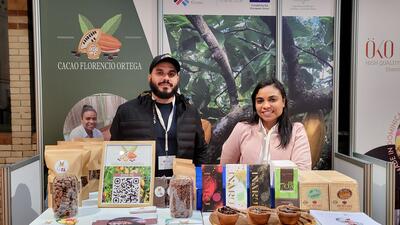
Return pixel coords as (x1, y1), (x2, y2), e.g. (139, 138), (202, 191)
(110, 91), (209, 165)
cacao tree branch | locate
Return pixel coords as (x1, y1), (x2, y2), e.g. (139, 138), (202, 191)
(236, 37), (273, 51)
(223, 26), (272, 37)
(260, 16), (332, 114)
(208, 105), (253, 163)
(294, 45), (333, 70)
(186, 15), (239, 107)
(214, 52), (267, 104)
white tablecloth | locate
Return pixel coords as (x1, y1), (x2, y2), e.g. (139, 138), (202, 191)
(30, 192), (213, 225)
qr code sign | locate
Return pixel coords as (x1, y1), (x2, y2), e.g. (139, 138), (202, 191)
(112, 176), (140, 204)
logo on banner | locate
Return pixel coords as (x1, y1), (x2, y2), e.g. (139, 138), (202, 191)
(249, 0), (271, 10)
(365, 112), (400, 173)
(364, 38), (400, 71)
(174, 0), (190, 6)
(72, 14), (122, 60)
(56, 14), (143, 71)
(385, 113), (400, 172)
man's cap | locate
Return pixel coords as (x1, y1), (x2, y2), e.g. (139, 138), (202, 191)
(149, 53), (181, 73)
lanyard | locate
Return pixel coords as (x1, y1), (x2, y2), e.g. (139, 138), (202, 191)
(154, 97), (175, 153)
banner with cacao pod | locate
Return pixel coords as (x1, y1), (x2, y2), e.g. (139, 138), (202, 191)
(162, 0), (335, 169)
(353, 0), (400, 220)
(39, 0), (153, 145)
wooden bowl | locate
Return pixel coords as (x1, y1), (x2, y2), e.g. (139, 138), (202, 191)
(276, 205), (301, 225)
(247, 206), (272, 225)
(216, 207), (239, 225)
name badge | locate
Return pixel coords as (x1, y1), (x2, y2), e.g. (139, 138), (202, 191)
(158, 155), (175, 170)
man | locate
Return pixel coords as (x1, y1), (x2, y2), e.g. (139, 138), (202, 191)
(110, 53), (209, 177)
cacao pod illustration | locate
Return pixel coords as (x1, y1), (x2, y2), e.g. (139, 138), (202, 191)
(302, 111), (325, 168)
(78, 29), (122, 59)
(97, 33), (121, 53)
(78, 29), (101, 54)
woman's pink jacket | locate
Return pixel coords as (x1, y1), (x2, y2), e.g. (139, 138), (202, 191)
(220, 122), (312, 170)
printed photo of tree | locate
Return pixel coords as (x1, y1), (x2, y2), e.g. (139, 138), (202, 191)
(164, 15), (333, 169)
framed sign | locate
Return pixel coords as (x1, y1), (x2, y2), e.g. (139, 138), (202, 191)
(98, 141), (155, 207)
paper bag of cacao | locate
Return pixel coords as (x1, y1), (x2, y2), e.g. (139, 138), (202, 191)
(172, 158), (197, 208)
(45, 149), (82, 208)
(71, 137), (103, 142)
(45, 145), (91, 201)
(83, 143), (103, 193)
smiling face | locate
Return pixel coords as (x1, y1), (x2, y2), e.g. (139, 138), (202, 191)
(148, 61), (179, 101)
(255, 85), (285, 130)
(81, 110), (97, 132)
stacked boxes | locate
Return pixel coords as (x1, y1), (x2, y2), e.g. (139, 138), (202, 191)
(299, 170), (360, 211)
(299, 170), (330, 210)
(318, 171), (360, 212)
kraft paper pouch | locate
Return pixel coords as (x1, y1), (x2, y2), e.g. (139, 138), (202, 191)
(83, 143), (103, 193)
(173, 158), (197, 208)
(70, 137), (103, 142)
(45, 149), (82, 208)
(45, 147), (91, 202)
(57, 139), (103, 145)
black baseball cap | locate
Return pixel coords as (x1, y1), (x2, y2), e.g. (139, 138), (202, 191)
(149, 53), (181, 73)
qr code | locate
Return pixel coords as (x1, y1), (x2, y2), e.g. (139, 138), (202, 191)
(112, 176), (140, 204)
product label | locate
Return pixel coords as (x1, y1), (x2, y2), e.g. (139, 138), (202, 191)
(55, 160), (69, 174)
(337, 188), (352, 200)
(308, 188), (321, 199)
(154, 186), (165, 198)
(249, 164), (270, 207)
(226, 164), (247, 209)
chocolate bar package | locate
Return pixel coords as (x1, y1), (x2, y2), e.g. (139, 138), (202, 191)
(201, 164), (223, 212)
(153, 177), (169, 208)
(196, 166), (202, 210)
(225, 164), (248, 210)
(249, 164), (271, 207)
(274, 168), (299, 207)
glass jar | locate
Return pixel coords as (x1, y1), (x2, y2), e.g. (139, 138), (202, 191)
(52, 174), (79, 218)
(169, 175), (193, 218)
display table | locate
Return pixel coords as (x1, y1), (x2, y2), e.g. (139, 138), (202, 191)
(29, 193), (379, 225)
(30, 207), (213, 225)
(30, 192), (213, 225)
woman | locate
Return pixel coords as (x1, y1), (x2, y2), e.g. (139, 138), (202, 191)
(68, 105), (103, 140)
(220, 78), (311, 170)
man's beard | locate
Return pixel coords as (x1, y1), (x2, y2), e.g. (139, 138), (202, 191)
(149, 79), (179, 99)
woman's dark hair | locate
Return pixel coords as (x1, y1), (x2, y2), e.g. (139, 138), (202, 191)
(249, 78), (292, 148)
(81, 105), (97, 118)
